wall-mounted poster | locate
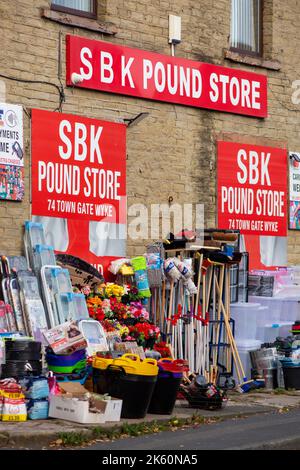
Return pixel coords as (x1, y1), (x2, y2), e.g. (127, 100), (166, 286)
(289, 152), (300, 229)
(0, 103), (24, 201)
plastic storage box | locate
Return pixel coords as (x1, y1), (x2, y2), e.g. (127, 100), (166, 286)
(230, 303), (261, 342)
(234, 339), (262, 381)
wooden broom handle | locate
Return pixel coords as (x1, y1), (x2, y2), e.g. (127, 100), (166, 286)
(214, 274), (246, 379)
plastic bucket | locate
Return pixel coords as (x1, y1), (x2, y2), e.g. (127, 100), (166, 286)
(148, 370), (182, 415)
(93, 365), (157, 419)
(282, 366), (300, 390)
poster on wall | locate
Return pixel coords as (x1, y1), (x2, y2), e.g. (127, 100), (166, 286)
(289, 152), (300, 230)
(0, 103), (24, 201)
(217, 141), (288, 270)
(31, 109), (127, 276)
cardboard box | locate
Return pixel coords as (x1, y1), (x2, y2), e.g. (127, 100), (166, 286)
(49, 394), (107, 424)
(43, 321), (87, 355)
(48, 382), (122, 424)
(103, 398), (122, 422)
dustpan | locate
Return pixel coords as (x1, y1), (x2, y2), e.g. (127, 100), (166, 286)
(32, 245), (56, 274)
(24, 222), (47, 270)
(17, 270), (48, 340)
(41, 265), (64, 327)
(9, 276), (27, 335)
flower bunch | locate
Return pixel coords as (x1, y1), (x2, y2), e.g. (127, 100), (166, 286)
(85, 283), (160, 349)
(110, 297), (130, 321)
(127, 322), (160, 344)
(104, 283), (125, 300)
(128, 302), (149, 321)
(154, 341), (171, 358)
(101, 319), (129, 339)
(121, 285), (141, 304)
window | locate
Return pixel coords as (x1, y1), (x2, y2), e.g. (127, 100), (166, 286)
(51, 0), (97, 18)
(230, 0), (263, 56)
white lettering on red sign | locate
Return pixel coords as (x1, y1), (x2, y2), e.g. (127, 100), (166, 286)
(66, 35), (268, 118)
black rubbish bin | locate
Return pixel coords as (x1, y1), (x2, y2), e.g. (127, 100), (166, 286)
(93, 365), (157, 419)
(148, 370), (182, 415)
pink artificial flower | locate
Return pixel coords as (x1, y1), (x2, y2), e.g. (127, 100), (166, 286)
(101, 299), (111, 313)
(82, 286), (91, 296)
(141, 309), (149, 320)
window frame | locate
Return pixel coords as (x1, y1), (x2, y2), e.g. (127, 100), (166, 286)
(51, 0), (97, 19)
(230, 0), (264, 58)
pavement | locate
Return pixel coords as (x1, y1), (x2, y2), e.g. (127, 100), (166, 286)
(1, 390), (300, 449)
(85, 407), (300, 450)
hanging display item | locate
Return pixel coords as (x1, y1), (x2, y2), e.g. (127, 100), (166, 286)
(0, 103), (24, 201)
(289, 152), (300, 230)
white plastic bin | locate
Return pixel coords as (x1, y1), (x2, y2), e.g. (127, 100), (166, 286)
(235, 340), (262, 382)
(278, 299), (300, 323)
(249, 296), (281, 325)
(230, 303), (261, 342)
(263, 322), (294, 344)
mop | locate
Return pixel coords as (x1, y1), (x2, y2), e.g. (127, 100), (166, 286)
(194, 254), (204, 374)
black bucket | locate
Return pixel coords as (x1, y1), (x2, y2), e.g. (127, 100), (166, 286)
(148, 371), (182, 415)
(282, 366), (300, 390)
(93, 365), (157, 419)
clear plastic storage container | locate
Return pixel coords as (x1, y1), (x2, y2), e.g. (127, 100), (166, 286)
(230, 303), (261, 342)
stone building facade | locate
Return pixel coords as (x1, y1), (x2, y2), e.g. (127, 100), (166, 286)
(0, 0), (300, 265)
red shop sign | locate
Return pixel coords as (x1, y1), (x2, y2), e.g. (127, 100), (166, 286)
(66, 35), (268, 118)
(31, 109), (126, 223)
(217, 141), (287, 236)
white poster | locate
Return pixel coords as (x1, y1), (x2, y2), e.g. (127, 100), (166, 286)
(0, 103), (24, 167)
(289, 152), (300, 202)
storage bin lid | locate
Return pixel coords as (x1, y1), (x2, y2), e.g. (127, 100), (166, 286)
(231, 303), (261, 309)
(113, 354), (158, 376)
(92, 356), (114, 370)
(93, 354), (158, 376)
(236, 340), (262, 351)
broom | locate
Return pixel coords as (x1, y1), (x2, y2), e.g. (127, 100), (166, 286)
(214, 266), (257, 393)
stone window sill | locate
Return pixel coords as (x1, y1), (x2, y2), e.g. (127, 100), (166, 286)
(224, 49), (281, 71)
(41, 8), (117, 35)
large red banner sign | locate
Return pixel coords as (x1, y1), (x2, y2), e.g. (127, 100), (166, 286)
(217, 142), (287, 236)
(31, 109), (126, 223)
(66, 35), (268, 118)
(31, 109), (126, 276)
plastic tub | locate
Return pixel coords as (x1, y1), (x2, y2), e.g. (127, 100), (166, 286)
(282, 367), (300, 390)
(255, 307), (270, 343)
(279, 300), (300, 323)
(263, 322), (294, 344)
(93, 366), (157, 419)
(235, 340), (262, 381)
(93, 354), (158, 419)
(249, 297), (281, 324)
(148, 360), (185, 415)
(230, 303), (261, 342)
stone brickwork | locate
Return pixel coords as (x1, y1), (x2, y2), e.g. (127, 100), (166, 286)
(0, 0), (299, 264)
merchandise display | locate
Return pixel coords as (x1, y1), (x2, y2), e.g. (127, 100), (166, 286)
(1, 221), (300, 426)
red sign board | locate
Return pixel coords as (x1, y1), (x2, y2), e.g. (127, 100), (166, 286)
(66, 35), (268, 118)
(217, 141), (287, 236)
(31, 109), (126, 223)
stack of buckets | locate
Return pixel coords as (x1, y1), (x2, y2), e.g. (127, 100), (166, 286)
(46, 349), (88, 384)
(92, 354), (185, 419)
